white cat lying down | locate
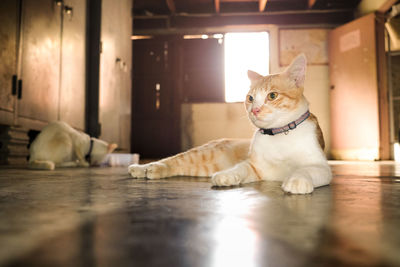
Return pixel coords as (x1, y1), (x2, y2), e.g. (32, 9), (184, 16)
(28, 121), (117, 170)
(128, 54), (332, 194)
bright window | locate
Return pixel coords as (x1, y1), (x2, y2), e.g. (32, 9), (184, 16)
(224, 32), (269, 103)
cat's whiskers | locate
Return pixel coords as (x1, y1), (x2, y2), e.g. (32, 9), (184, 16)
(239, 114), (250, 120)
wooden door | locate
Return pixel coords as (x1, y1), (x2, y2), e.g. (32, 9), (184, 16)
(329, 13), (389, 160)
(59, 0), (86, 130)
(18, 0), (61, 124)
(0, 0), (19, 124)
(181, 38), (225, 102)
(131, 39), (181, 158)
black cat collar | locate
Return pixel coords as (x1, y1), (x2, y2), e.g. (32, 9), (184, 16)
(85, 138), (94, 163)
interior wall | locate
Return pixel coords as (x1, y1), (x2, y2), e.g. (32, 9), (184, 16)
(99, 0), (132, 152)
(181, 103), (255, 150)
(303, 65), (331, 155)
(181, 26), (332, 155)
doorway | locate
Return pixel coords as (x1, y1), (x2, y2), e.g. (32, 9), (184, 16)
(131, 38), (181, 158)
(131, 32), (270, 158)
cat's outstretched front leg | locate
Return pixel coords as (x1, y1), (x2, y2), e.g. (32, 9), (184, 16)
(211, 160), (261, 186)
(128, 162), (170, 179)
(129, 139), (250, 179)
(282, 164), (331, 194)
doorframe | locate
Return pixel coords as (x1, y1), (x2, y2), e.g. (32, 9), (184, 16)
(376, 12), (391, 160)
(376, 1), (399, 159)
(85, 0), (102, 137)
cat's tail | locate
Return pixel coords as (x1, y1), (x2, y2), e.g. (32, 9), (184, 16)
(28, 160), (55, 170)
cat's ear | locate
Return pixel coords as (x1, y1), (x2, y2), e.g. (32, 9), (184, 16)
(285, 54), (306, 88)
(247, 70), (263, 84)
(107, 143), (118, 153)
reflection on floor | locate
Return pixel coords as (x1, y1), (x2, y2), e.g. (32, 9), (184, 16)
(0, 161), (400, 267)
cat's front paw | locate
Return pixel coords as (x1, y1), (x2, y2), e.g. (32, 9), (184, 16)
(145, 162), (169, 179)
(282, 176), (314, 194)
(128, 164), (147, 178)
(211, 172), (241, 187)
(128, 162), (169, 179)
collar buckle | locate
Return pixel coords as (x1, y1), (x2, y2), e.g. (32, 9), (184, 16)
(260, 128), (273, 135)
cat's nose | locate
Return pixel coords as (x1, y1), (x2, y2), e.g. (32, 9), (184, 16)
(252, 107), (261, 115)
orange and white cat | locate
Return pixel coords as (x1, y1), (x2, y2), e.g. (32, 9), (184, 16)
(29, 121), (117, 170)
(128, 54), (331, 194)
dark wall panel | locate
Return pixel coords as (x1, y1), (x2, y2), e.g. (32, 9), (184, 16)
(181, 38), (225, 103)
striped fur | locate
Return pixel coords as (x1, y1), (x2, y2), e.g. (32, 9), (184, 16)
(129, 54), (331, 194)
(128, 139), (250, 179)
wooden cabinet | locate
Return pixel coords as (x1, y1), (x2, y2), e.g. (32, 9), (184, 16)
(0, 0), (19, 124)
(0, 0), (86, 131)
(18, 0), (62, 124)
(0, 0), (133, 154)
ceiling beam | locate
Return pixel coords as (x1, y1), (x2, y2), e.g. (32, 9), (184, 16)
(308, 0), (317, 8)
(133, 10), (355, 33)
(259, 0), (267, 12)
(215, 0), (220, 13)
(166, 0), (176, 13)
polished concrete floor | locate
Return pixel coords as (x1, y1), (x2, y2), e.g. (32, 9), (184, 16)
(0, 161), (400, 267)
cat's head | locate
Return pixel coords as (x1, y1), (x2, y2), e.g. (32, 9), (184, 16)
(245, 54), (309, 129)
(90, 138), (118, 165)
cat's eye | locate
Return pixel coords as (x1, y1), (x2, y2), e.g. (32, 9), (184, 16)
(247, 95), (254, 102)
(267, 92), (278, 101)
